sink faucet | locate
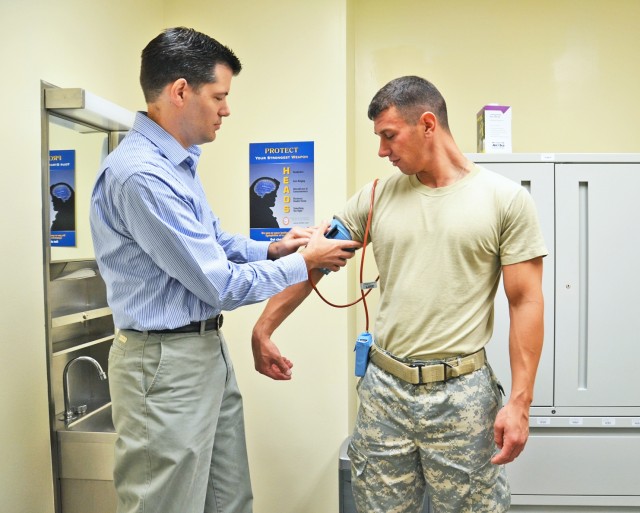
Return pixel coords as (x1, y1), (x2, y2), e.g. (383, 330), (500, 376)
(63, 356), (107, 422)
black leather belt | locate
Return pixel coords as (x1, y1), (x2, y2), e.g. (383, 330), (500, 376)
(140, 314), (224, 334)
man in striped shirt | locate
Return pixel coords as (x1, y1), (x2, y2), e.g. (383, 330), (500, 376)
(90, 27), (358, 513)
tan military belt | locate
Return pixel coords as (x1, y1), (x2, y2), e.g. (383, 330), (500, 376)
(369, 345), (486, 385)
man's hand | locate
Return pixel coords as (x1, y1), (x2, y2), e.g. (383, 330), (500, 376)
(302, 220), (361, 272)
(267, 226), (315, 259)
(491, 400), (530, 464)
(252, 327), (294, 380)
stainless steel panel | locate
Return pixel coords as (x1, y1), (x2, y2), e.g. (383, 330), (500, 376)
(57, 406), (116, 512)
(60, 479), (116, 513)
(45, 88), (85, 109)
(57, 435), (117, 481)
(49, 265), (109, 319)
(45, 87), (134, 132)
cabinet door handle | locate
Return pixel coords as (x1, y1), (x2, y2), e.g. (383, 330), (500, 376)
(578, 180), (589, 390)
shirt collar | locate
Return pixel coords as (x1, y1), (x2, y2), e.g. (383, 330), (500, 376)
(132, 112), (202, 175)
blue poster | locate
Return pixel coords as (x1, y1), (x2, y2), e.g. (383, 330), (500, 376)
(249, 141), (314, 241)
(49, 149), (76, 247)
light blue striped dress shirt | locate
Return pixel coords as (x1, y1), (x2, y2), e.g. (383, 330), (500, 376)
(90, 112), (307, 330)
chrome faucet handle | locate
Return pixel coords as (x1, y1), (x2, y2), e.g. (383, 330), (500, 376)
(62, 356), (108, 424)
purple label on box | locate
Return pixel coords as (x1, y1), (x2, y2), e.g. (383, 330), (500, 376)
(483, 105), (510, 113)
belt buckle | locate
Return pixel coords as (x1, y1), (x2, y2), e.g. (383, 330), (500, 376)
(409, 362), (426, 385)
(410, 360), (454, 385)
(201, 314), (224, 335)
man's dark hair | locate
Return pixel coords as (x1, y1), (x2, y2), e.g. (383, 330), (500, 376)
(140, 27), (242, 102)
(367, 76), (450, 132)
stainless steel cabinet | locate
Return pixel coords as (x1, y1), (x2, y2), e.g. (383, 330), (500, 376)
(42, 83), (132, 513)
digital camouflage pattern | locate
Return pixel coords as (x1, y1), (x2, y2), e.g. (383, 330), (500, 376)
(348, 359), (510, 513)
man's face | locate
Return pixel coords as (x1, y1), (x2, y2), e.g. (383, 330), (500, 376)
(181, 63), (234, 146)
(373, 106), (427, 175)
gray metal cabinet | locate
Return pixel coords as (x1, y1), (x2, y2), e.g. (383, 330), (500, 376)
(473, 154), (640, 511)
(555, 163), (640, 408)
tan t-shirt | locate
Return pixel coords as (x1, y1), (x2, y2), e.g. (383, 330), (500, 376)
(338, 165), (547, 360)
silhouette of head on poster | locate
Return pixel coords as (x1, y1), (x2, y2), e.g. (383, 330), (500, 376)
(250, 177), (280, 228)
(50, 182), (76, 231)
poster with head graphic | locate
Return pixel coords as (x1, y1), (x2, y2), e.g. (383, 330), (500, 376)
(249, 141), (314, 241)
(49, 150), (76, 247)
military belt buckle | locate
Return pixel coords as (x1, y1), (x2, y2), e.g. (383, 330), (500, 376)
(409, 360), (454, 385)
(409, 362), (426, 385)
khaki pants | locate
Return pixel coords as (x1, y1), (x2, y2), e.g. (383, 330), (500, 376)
(108, 328), (253, 513)
(348, 360), (510, 513)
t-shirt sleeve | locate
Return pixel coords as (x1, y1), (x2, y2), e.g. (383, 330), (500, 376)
(500, 187), (548, 265)
(336, 181), (378, 244)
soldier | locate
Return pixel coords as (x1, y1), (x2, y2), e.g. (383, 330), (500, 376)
(251, 76), (547, 513)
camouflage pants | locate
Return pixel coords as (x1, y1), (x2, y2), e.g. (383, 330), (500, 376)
(347, 359), (510, 513)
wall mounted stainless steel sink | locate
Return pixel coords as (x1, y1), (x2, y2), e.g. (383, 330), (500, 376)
(63, 403), (114, 433)
(56, 403), (117, 513)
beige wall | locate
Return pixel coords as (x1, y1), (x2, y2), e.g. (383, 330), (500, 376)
(353, 0), (640, 184)
(3, 1), (640, 512)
